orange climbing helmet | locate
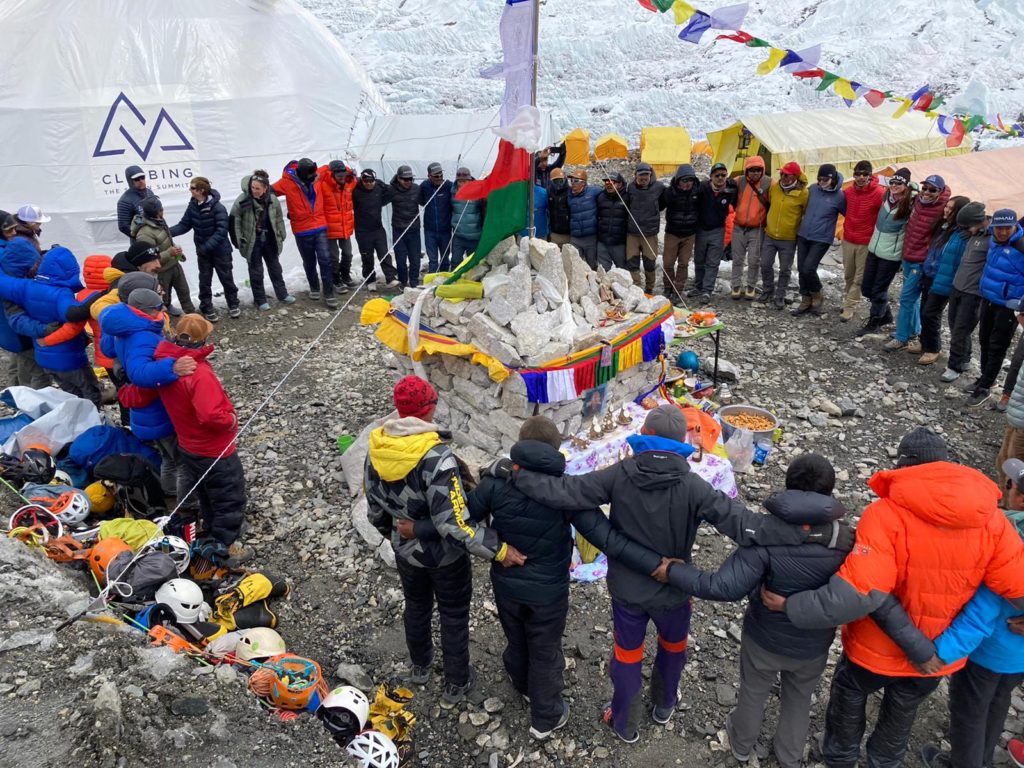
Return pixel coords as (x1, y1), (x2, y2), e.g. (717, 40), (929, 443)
(89, 537), (132, 585)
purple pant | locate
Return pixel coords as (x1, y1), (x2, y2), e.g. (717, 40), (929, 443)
(609, 599), (692, 737)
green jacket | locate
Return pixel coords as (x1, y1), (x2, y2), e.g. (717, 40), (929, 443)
(130, 216), (180, 274)
(868, 197), (912, 261)
(229, 175), (287, 261)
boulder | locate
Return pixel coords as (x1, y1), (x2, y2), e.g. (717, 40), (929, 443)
(506, 263), (533, 313)
(561, 244), (590, 303)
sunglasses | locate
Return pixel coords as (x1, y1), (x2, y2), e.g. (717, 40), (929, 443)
(889, 179), (907, 186)
(853, 171), (871, 177)
(569, 177), (584, 183)
(711, 173), (727, 178)
(921, 185), (939, 193)
(189, 186), (200, 191)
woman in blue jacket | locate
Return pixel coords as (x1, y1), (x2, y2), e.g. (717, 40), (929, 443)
(793, 165), (846, 316)
(451, 168), (485, 268)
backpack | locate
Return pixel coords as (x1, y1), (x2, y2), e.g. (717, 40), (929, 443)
(93, 453), (167, 519)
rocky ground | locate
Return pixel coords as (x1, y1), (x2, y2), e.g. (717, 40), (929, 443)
(0, 246), (1021, 768)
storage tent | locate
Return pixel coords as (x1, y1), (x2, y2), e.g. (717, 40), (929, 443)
(563, 128), (591, 165)
(885, 146), (1024, 213)
(0, 0), (386, 292)
(708, 104), (973, 179)
(594, 133), (629, 161)
(640, 127), (692, 177)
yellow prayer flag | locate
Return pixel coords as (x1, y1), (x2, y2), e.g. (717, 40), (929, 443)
(672, 0), (696, 24)
(832, 78), (857, 100)
(756, 48), (787, 76)
(892, 98), (912, 119)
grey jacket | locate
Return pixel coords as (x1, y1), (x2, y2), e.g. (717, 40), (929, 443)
(625, 178), (667, 237)
(952, 232), (991, 296)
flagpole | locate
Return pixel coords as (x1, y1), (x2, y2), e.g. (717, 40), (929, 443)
(527, 0), (540, 238)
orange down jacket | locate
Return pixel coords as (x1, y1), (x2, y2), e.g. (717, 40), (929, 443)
(838, 462), (1024, 677)
(271, 161), (327, 236)
(316, 165), (356, 239)
(79, 255), (114, 368)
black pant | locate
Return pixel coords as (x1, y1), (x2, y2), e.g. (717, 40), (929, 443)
(977, 299), (1018, 390)
(823, 653), (941, 768)
(197, 250), (239, 313)
(947, 288), (983, 373)
(920, 285), (950, 354)
(327, 237), (353, 285)
(1004, 333), (1024, 397)
(395, 554), (472, 686)
(861, 254), (902, 320)
(948, 660), (1023, 768)
(248, 236), (289, 304)
(356, 227), (397, 284)
(495, 591), (568, 731)
(178, 449), (246, 545)
(796, 237), (831, 295)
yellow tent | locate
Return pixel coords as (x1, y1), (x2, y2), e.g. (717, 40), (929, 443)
(564, 127), (591, 165)
(691, 140), (713, 157)
(640, 127), (692, 177)
(594, 133), (629, 160)
(708, 104), (973, 178)
(885, 146), (1024, 213)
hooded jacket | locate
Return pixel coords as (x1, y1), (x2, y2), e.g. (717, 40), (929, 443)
(923, 228), (969, 297)
(567, 185), (601, 238)
(597, 180), (629, 245)
(152, 341), (238, 457)
(171, 189), (232, 257)
(842, 176), (886, 245)
(77, 255), (114, 368)
(952, 231), (992, 296)
(798, 175), (847, 244)
(317, 165), (356, 240)
(364, 417), (504, 568)
(902, 186), (952, 263)
(116, 175), (155, 239)
(660, 165), (700, 237)
(271, 161), (327, 237)
(229, 175), (288, 261)
(99, 303), (175, 441)
(1008, 363), (1024, 429)
(784, 463), (1024, 677)
(979, 225), (1024, 306)
(130, 216), (181, 274)
(547, 178), (571, 235)
(388, 176), (422, 231)
(765, 174), (809, 241)
(419, 178), (454, 234)
(668, 489), (848, 659)
(350, 180), (393, 233)
(733, 157), (771, 229)
(0, 238), (48, 353)
(933, 583), (1024, 675)
(625, 165), (666, 237)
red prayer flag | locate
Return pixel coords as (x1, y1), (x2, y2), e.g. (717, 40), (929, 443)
(791, 68), (825, 79)
(637, 0), (658, 11)
(946, 119), (966, 148)
(914, 92), (934, 111)
(715, 31), (753, 43)
(863, 89), (886, 108)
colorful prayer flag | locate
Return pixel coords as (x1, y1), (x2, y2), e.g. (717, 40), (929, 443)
(833, 78), (857, 101)
(815, 72), (839, 91)
(947, 118), (966, 148)
(715, 30), (752, 43)
(652, 0), (675, 11)
(791, 68), (825, 79)
(637, 0), (658, 11)
(709, 2), (748, 30)
(892, 98), (913, 118)
(863, 89), (886, 107)
(672, 0), (696, 23)
(756, 48), (787, 76)
(678, 10), (712, 43)
(744, 36), (772, 47)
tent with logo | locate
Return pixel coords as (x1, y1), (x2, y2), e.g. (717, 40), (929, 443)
(708, 104), (973, 178)
(0, 0), (386, 291)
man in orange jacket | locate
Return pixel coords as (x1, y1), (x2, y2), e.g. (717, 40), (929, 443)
(763, 427), (1024, 767)
(317, 161), (356, 293)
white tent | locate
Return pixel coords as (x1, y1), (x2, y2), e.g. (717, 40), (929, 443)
(0, 0), (386, 291)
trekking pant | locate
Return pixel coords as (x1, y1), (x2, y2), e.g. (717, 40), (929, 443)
(356, 227), (396, 284)
(1004, 332), (1024, 398)
(247, 236), (289, 305)
(842, 241), (870, 312)
(860, 253), (901, 321)
(796, 237), (831, 296)
(662, 233), (694, 299)
(730, 226), (764, 290)
(608, 599), (691, 738)
(424, 228), (452, 273)
(727, 634), (828, 768)
(328, 237), (353, 285)
(392, 227), (422, 287)
(178, 449), (246, 546)
(947, 288), (983, 373)
(894, 261), (923, 343)
(396, 553), (472, 687)
(152, 433), (184, 500)
(295, 230), (334, 298)
(625, 233), (658, 274)
(13, 348), (50, 389)
(919, 286), (950, 354)
(496, 592), (569, 732)
(158, 264), (196, 314)
(50, 366), (101, 407)
(977, 299), (1018, 391)
(949, 659), (1024, 768)
(822, 653), (940, 768)
(570, 235), (599, 269)
(549, 232), (571, 247)
(196, 250), (239, 315)
(760, 236), (797, 300)
(693, 228), (725, 295)
(451, 235), (480, 268)
(596, 241), (626, 271)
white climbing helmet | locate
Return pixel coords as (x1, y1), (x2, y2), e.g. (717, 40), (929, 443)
(320, 685), (370, 744)
(145, 535), (191, 574)
(345, 730), (400, 768)
(235, 627), (286, 662)
(154, 578), (205, 624)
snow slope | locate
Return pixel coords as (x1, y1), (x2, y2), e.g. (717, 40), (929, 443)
(299, 0), (1024, 144)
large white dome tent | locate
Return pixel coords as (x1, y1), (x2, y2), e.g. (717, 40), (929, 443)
(0, 0), (386, 289)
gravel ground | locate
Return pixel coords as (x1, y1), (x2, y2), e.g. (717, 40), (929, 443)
(0, 253), (1020, 767)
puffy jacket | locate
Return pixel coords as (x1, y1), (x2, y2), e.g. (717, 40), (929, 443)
(271, 161), (327, 237)
(351, 180), (393, 233)
(420, 179), (454, 234)
(902, 186), (952, 263)
(153, 340), (238, 458)
(466, 440), (661, 605)
(668, 489), (847, 660)
(317, 165), (356, 239)
(979, 226), (1024, 307)
(934, 584), (1024, 674)
(733, 157), (771, 229)
(923, 228), (968, 297)
(520, 185), (549, 239)
(0, 241), (29, 352)
(697, 179), (737, 232)
(625, 175), (666, 237)
(661, 165), (700, 237)
(785, 462), (1024, 678)
(597, 185), (629, 245)
(512, 434), (817, 613)
(389, 176), (422, 231)
(98, 303), (175, 441)
(0, 238), (49, 353)
(867, 196), (911, 261)
(116, 182), (155, 239)
(130, 216), (181, 274)
(798, 175), (847, 244)
(170, 189), (232, 257)
(765, 175), (809, 241)
(229, 175), (287, 261)
(452, 182), (484, 241)
(1008, 363), (1024, 429)
(364, 416), (504, 569)
(567, 186), (601, 238)
(952, 232), (992, 296)
(547, 179), (571, 235)
(90, 254), (134, 322)
(842, 176), (886, 245)
(79, 255), (114, 368)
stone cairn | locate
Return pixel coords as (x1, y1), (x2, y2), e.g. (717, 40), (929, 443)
(387, 238), (671, 456)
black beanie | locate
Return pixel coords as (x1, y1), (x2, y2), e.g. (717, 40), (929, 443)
(141, 196), (163, 219)
(817, 164), (838, 185)
(126, 240), (160, 268)
(892, 167), (912, 185)
(854, 160), (873, 174)
(296, 158), (317, 183)
(895, 428), (948, 468)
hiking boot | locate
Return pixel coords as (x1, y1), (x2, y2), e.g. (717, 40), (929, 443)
(1008, 737), (1024, 768)
(529, 699), (569, 741)
(752, 290), (771, 305)
(225, 542), (254, 567)
(440, 667), (475, 709)
(967, 388), (992, 408)
(879, 307), (894, 326)
(839, 308), (854, 322)
(790, 295), (813, 316)
(203, 310), (221, 323)
(940, 367), (960, 383)
(699, 293), (711, 306)
(257, 303), (271, 311)
(918, 352), (940, 366)
(884, 338), (907, 351)
(282, 295), (296, 304)
(651, 702), (676, 725)
(400, 661), (432, 686)
(308, 290), (321, 300)
(744, 286), (757, 300)
(994, 394), (1010, 412)
(920, 743), (952, 768)
(906, 337), (922, 354)
(337, 283), (350, 294)
(601, 703), (639, 744)
(685, 287), (701, 299)
(730, 287), (742, 300)
(325, 295), (339, 310)
(856, 319), (880, 338)
(386, 279), (402, 289)
(228, 306), (241, 319)
(771, 297), (785, 311)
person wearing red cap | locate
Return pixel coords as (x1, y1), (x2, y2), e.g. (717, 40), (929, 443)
(756, 162), (808, 311)
(364, 375), (526, 709)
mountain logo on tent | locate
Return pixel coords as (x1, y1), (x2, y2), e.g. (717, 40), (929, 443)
(92, 92), (194, 161)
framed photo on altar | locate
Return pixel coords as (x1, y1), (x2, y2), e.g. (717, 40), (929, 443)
(580, 383), (609, 420)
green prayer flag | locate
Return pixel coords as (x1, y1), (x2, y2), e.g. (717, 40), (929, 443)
(816, 72), (840, 91)
(446, 181), (528, 282)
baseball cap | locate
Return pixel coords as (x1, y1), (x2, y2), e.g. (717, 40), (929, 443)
(710, 162), (728, 174)
(397, 165), (414, 180)
(641, 405), (687, 442)
(1004, 458), (1024, 492)
(360, 168), (376, 180)
(427, 162), (443, 176)
(992, 208), (1018, 227)
(780, 161), (802, 176)
(328, 160), (347, 175)
(176, 314), (214, 343)
(923, 174), (946, 191)
(15, 204), (51, 224)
